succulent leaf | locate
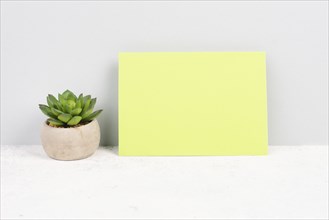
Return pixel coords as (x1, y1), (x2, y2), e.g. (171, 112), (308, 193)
(39, 104), (57, 118)
(62, 90), (73, 99)
(71, 108), (82, 116)
(84, 95), (91, 102)
(81, 95), (91, 115)
(79, 100), (84, 108)
(58, 93), (66, 105)
(75, 94), (83, 109)
(82, 110), (103, 122)
(48, 94), (63, 111)
(48, 118), (65, 126)
(40, 90), (103, 127)
(48, 94), (58, 104)
(81, 98), (97, 118)
(58, 113), (72, 123)
(67, 93), (77, 101)
(81, 108), (93, 119)
(47, 96), (54, 107)
(51, 108), (64, 116)
(67, 116), (82, 126)
(63, 90), (77, 101)
(60, 99), (67, 108)
(64, 104), (72, 114)
(54, 104), (64, 111)
(89, 98), (97, 111)
(66, 100), (76, 109)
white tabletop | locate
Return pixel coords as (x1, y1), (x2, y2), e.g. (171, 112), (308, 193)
(1, 145), (328, 219)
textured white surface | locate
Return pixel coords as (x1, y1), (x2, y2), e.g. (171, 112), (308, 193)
(1, 145), (328, 219)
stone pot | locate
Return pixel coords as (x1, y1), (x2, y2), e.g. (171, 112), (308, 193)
(41, 120), (100, 160)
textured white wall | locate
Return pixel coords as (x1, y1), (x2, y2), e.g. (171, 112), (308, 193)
(1, 1), (328, 146)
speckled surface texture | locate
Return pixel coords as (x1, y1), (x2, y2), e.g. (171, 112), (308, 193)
(1, 145), (328, 219)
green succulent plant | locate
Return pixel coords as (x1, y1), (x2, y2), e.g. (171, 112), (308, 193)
(39, 90), (103, 127)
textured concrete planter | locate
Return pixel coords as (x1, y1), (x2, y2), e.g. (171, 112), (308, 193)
(41, 120), (100, 160)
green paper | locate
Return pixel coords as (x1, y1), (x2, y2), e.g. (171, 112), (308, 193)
(119, 52), (268, 156)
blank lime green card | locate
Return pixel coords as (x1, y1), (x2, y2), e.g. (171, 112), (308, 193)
(119, 52), (268, 156)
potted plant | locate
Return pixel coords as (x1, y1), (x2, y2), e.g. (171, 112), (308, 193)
(39, 90), (103, 160)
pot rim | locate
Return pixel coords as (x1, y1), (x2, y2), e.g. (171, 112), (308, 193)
(43, 119), (97, 129)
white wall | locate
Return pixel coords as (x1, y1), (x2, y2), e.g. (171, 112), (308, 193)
(1, 1), (328, 146)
